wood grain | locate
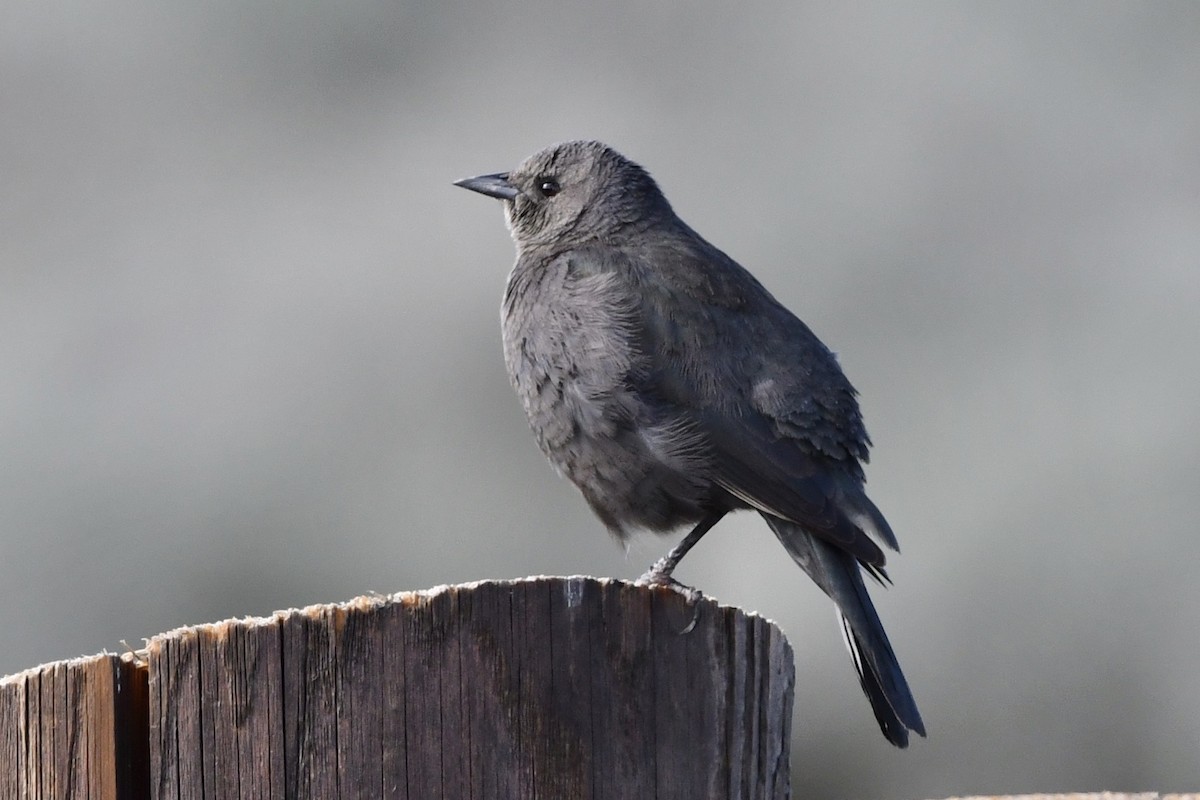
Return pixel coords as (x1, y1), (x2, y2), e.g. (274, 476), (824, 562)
(0, 652), (147, 800)
(146, 577), (794, 799)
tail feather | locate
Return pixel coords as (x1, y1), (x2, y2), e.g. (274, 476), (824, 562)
(763, 513), (925, 747)
(839, 615), (916, 747)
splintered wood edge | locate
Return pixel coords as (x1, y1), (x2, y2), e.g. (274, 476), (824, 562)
(0, 576), (792, 680)
(139, 575), (792, 656)
(0, 650), (139, 686)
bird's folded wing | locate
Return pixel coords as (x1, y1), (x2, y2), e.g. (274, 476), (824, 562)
(700, 409), (890, 568)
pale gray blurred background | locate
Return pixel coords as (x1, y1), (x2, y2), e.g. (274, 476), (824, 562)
(3, 1), (1198, 796)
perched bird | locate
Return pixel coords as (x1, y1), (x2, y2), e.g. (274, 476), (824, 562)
(454, 140), (925, 747)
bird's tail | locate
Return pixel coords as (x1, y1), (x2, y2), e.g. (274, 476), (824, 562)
(762, 514), (926, 747)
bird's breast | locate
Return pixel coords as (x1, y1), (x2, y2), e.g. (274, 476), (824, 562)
(498, 251), (721, 533)
(501, 257), (639, 454)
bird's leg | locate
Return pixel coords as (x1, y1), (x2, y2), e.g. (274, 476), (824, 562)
(638, 510), (726, 585)
(636, 510), (726, 634)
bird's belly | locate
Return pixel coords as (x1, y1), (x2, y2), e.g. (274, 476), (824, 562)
(511, 362), (715, 537)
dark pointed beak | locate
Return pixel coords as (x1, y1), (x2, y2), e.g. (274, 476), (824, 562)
(453, 172), (521, 200)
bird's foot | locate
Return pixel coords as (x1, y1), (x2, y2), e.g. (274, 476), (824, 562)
(635, 567), (704, 634)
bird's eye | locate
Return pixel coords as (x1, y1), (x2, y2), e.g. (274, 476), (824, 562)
(537, 177), (560, 197)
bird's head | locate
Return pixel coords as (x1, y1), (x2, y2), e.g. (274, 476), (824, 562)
(454, 140), (671, 252)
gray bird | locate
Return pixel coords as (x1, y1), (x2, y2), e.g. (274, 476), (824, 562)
(454, 140), (925, 747)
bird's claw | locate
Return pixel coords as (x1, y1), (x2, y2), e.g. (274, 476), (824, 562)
(635, 569), (704, 634)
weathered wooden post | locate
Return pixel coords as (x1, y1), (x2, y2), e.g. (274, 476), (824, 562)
(2, 577), (795, 799)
